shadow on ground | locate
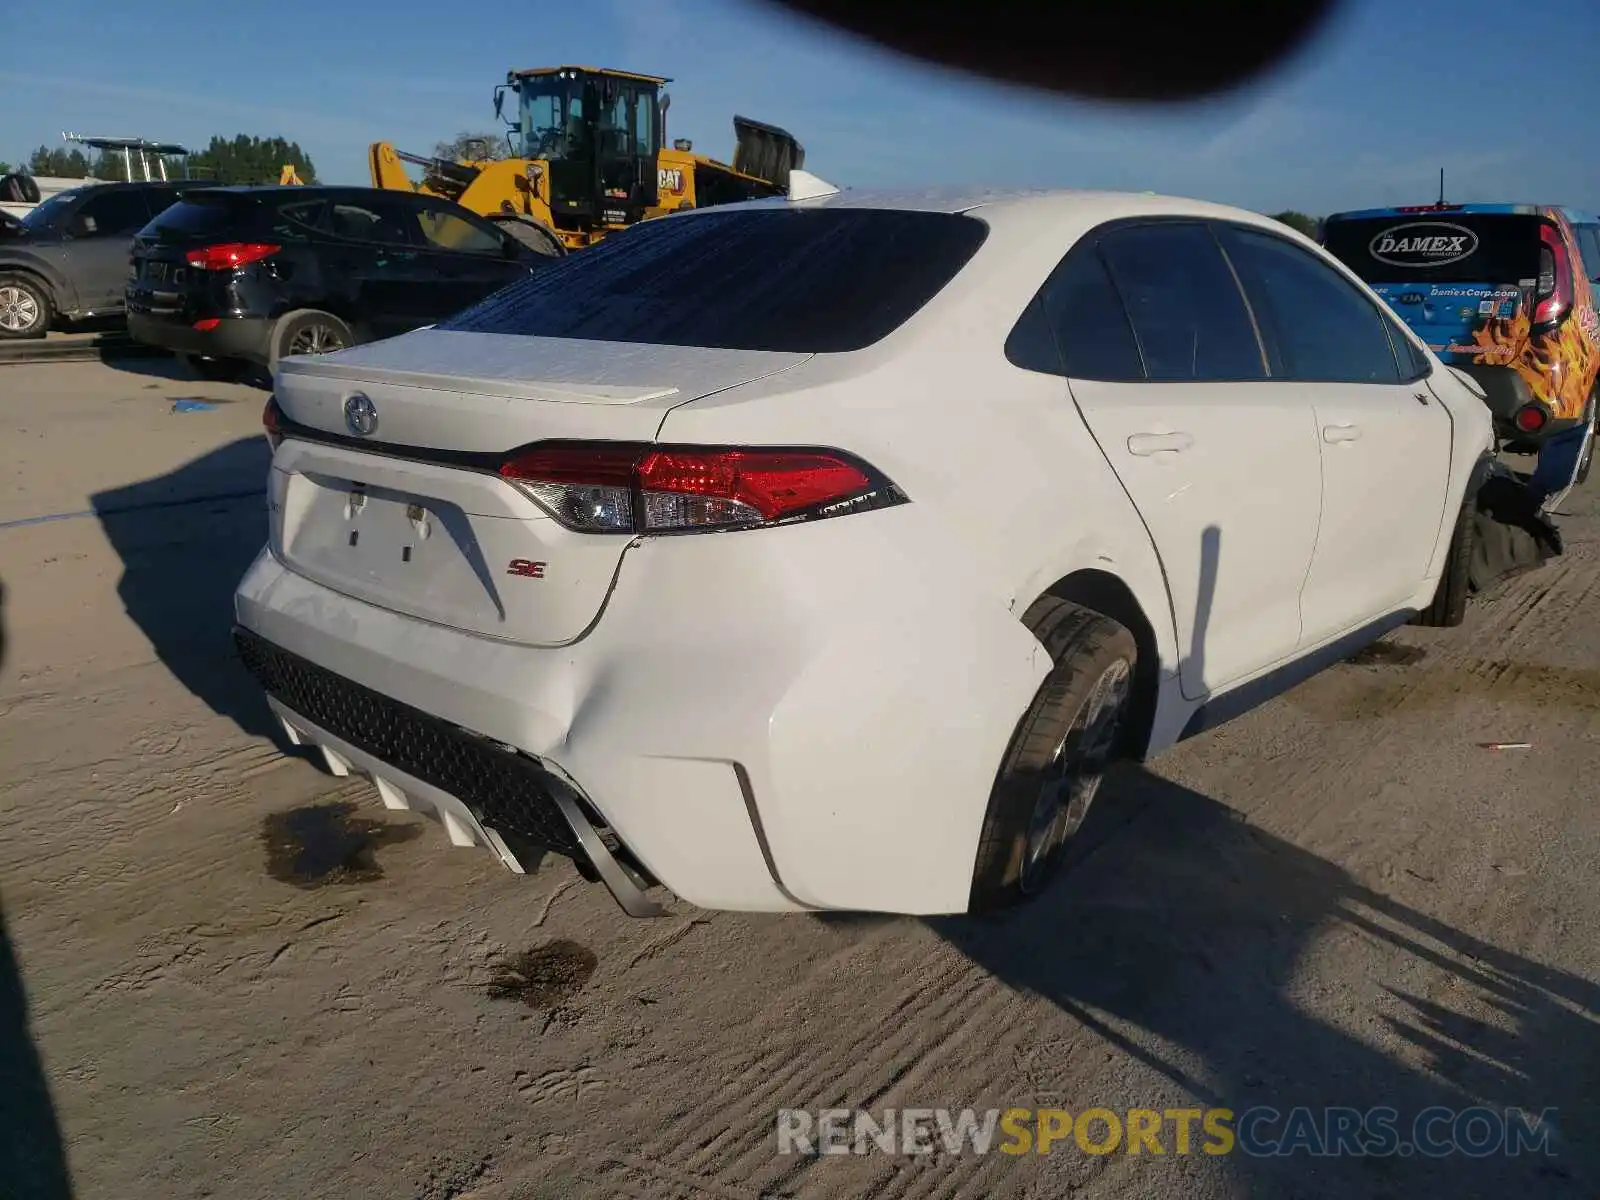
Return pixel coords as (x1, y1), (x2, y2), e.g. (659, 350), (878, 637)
(933, 766), (1598, 1198)
(934, 518), (1594, 1195)
(98, 350), (271, 389)
(0, 586), (73, 1199)
(91, 436), (280, 741)
(0, 893), (72, 1200)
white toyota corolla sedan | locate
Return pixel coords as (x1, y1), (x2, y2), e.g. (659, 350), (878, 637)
(234, 180), (1496, 918)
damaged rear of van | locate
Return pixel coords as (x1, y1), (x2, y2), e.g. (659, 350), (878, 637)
(1320, 203), (1600, 473)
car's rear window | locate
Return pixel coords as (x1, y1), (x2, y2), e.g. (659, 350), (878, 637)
(148, 195), (253, 237)
(436, 207), (990, 352)
(1321, 212), (1544, 284)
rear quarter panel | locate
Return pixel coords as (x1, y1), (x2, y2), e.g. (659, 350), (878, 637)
(650, 205), (1186, 908)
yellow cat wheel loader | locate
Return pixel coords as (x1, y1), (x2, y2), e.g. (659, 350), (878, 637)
(367, 65), (806, 256)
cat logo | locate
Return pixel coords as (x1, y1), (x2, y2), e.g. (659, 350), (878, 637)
(658, 167), (685, 194)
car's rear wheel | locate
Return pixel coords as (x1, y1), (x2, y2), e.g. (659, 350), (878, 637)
(970, 597), (1137, 912)
(268, 310), (355, 372)
(1411, 496), (1474, 628)
(0, 274), (52, 340)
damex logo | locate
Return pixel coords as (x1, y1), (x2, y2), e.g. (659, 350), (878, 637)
(1369, 222), (1479, 268)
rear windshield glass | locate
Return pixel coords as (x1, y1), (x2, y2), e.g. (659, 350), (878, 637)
(437, 208), (990, 352)
(148, 195), (253, 237)
(1320, 213), (1544, 284)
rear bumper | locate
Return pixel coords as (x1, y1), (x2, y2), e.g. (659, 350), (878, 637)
(127, 311), (272, 364)
(1455, 363), (1584, 449)
(233, 510), (1049, 916)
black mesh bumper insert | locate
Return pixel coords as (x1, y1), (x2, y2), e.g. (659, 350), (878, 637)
(233, 626), (582, 859)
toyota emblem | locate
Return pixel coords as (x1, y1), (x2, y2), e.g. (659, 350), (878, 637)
(343, 393), (378, 436)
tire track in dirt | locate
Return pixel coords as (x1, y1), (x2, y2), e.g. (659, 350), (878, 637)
(596, 943), (1001, 1198)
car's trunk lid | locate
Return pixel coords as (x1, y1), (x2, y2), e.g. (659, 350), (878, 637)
(268, 327), (811, 646)
(1321, 211), (1547, 366)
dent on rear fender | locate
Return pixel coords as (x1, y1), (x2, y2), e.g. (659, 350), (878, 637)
(754, 597), (1050, 913)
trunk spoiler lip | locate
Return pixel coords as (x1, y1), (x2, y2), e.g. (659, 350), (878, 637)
(276, 330), (817, 408)
(276, 354), (684, 406)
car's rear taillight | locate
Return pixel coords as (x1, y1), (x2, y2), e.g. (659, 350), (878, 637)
(263, 396), (285, 452)
(1514, 403), (1549, 434)
(1533, 223), (1572, 326)
(186, 242), (280, 271)
(498, 442), (906, 533)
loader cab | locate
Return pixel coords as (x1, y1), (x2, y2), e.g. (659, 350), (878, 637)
(501, 65), (663, 233)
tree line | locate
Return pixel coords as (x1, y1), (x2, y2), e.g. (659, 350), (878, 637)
(0, 142), (1325, 238)
(1270, 211), (1319, 238)
(6, 134), (316, 185)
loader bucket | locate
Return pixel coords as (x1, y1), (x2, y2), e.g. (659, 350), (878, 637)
(732, 115), (805, 189)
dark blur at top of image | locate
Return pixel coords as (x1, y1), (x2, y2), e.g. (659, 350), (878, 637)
(760, 0), (1343, 102)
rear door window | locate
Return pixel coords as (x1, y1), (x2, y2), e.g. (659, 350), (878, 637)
(1219, 225), (1404, 384)
(270, 199), (331, 241)
(1320, 213), (1544, 284)
(322, 197), (421, 248)
(74, 188), (154, 237)
(437, 208), (989, 352)
(1096, 222), (1266, 381)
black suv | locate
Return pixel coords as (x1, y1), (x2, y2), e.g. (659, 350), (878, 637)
(125, 186), (552, 376)
(0, 180), (219, 338)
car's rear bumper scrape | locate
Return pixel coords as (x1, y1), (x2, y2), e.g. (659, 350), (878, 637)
(234, 626), (664, 916)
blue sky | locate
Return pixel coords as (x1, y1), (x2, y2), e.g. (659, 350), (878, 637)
(2, 0), (1597, 216)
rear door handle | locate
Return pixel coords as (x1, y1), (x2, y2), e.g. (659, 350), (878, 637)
(1322, 424), (1362, 444)
(1127, 431), (1194, 456)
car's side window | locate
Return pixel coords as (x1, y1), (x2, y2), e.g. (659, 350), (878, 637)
(273, 199), (331, 240)
(1383, 313), (1434, 382)
(73, 188), (154, 238)
(411, 202), (504, 256)
(1037, 242), (1145, 381)
(323, 198), (420, 248)
(1218, 224), (1403, 385)
(1096, 222), (1267, 382)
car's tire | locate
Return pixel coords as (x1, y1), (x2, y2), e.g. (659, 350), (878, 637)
(0, 273), (53, 340)
(267, 309), (356, 372)
(489, 213), (566, 257)
(1411, 496), (1474, 628)
(178, 353), (247, 383)
(970, 597), (1138, 913)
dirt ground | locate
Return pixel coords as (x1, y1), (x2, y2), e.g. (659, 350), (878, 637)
(0, 356), (1596, 1200)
